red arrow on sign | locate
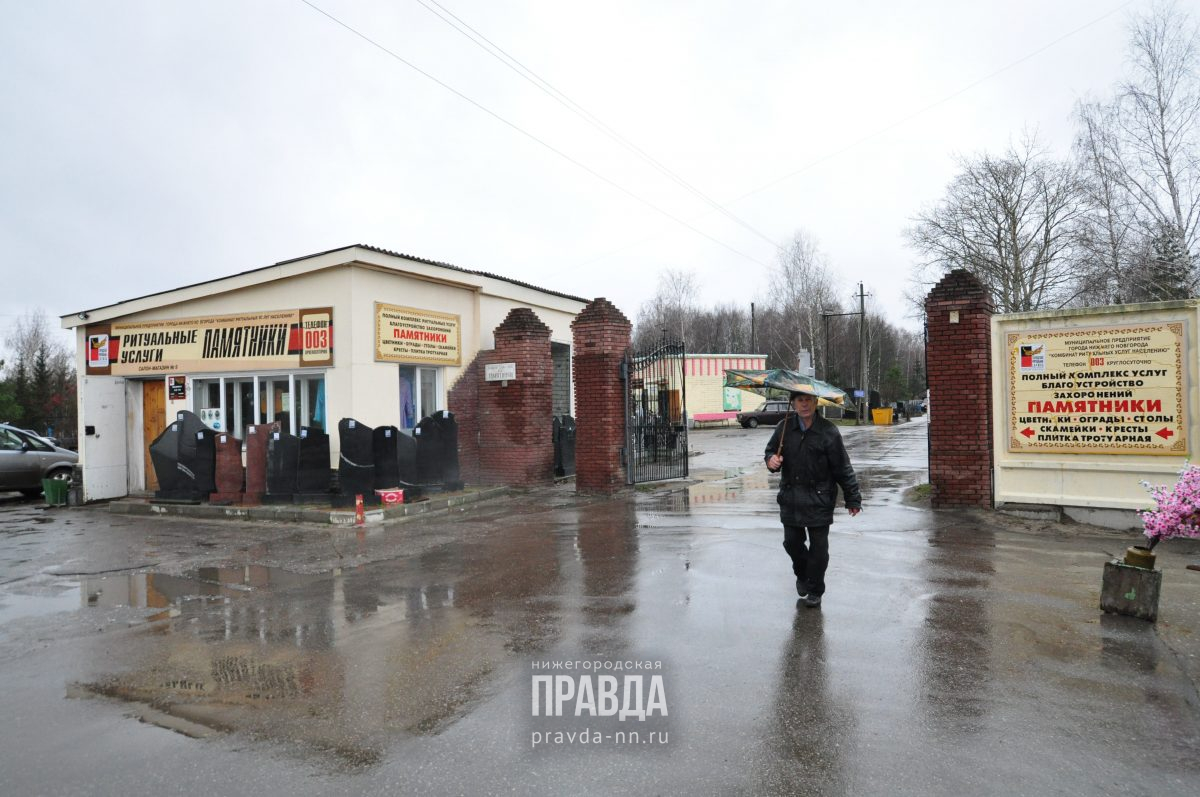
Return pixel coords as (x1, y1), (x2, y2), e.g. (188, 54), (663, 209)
(1156, 428), (1174, 439)
(1021, 427), (1035, 438)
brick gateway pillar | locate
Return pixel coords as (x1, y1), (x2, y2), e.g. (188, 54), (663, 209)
(925, 269), (994, 508)
(571, 298), (632, 493)
(449, 308), (554, 486)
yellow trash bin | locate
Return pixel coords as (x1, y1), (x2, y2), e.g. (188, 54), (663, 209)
(871, 408), (894, 425)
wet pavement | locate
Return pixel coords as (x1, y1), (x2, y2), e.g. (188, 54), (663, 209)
(1, 417), (1199, 795)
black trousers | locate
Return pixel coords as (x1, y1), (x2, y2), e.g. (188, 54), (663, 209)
(783, 524), (830, 596)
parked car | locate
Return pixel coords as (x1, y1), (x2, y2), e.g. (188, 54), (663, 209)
(21, 428), (60, 447)
(737, 400), (791, 428)
(0, 423), (78, 497)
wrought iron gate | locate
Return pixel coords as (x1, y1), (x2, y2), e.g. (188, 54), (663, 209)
(624, 338), (688, 483)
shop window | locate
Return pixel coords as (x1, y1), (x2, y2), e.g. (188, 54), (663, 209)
(399, 366), (441, 431)
(298, 375), (326, 432)
(192, 373), (326, 440)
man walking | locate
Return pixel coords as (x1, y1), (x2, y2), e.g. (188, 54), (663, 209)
(765, 390), (862, 608)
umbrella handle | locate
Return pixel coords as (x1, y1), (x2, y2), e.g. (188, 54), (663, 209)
(776, 410), (791, 456)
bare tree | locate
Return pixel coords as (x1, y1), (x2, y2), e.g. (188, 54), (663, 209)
(770, 231), (838, 373)
(1, 308), (76, 438)
(4, 308), (72, 376)
(1073, 99), (1140, 304)
(634, 267), (699, 348)
(908, 135), (1085, 312)
(1111, 0), (1200, 268)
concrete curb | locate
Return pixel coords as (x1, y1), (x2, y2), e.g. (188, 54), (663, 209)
(107, 486), (511, 525)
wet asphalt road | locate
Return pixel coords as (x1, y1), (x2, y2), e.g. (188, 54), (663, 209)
(1, 417), (1199, 796)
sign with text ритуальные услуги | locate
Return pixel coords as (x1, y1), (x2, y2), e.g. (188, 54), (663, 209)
(374, 303), (461, 366)
(1008, 321), (1187, 455)
(84, 308), (333, 376)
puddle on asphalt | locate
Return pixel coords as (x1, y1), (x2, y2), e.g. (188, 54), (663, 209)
(67, 565), (487, 770)
(77, 565), (303, 610)
(0, 565), (306, 627)
(0, 587), (81, 625)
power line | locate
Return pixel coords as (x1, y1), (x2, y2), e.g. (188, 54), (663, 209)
(296, 0), (773, 268)
(576, 0), (1136, 268)
(414, 0), (780, 249)
(728, 0), (1138, 204)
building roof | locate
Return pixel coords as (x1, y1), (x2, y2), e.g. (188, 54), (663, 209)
(62, 244), (588, 327)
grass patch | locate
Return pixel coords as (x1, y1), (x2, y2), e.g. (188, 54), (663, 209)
(905, 483), (933, 503)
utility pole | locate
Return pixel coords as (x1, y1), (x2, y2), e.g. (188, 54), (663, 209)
(857, 282), (868, 426)
(750, 302), (756, 355)
(820, 293), (868, 421)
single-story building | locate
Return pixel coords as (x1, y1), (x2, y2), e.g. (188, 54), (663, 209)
(684, 354), (768, 424)
(61, 245), (587, 501)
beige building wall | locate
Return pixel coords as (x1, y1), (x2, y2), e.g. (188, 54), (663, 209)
(683, 356), (768, 416)
(992, 300), (1198, 515)
(64, 246), (587, 499)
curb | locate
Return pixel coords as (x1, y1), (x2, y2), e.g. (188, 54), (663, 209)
(107, 487), (512, 525)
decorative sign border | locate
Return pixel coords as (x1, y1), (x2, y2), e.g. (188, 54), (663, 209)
(374, 303), (462, 366)
(1006, 321), (1187, 456)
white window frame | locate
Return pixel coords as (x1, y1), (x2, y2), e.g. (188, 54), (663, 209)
(191, 370), (326, 440)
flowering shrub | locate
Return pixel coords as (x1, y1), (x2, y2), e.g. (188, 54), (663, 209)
(1141, 463), (1200, 546)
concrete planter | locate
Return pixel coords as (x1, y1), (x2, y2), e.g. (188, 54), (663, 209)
(1100, 560), (1162, 622)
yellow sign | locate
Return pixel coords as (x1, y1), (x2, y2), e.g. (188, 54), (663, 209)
(94, 308), (333, 376)
(375, 303), (462, 366)
(1007, 322), (1187, 455)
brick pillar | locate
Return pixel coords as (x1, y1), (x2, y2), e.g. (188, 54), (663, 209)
(477, 308), (554, 486)
(925, 269), (994, 508)
(572, 298), (631, 493)
(447, 358), (482, 484)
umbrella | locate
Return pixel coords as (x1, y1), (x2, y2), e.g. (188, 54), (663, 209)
(724, 369), (848, 457)
(723, 369), (846, 405)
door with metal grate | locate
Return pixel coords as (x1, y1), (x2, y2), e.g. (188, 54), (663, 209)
(624, 338), (688, 483)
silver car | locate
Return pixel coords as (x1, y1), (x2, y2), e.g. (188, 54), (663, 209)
(0, 423), (78, 497)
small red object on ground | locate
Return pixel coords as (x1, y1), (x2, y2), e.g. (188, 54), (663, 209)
(375, 488), (404, 505)
(354, 494), (365, 526)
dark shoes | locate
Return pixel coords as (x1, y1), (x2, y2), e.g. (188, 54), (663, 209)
(795, 578), (808, 598)
(802, 593), (822, 609)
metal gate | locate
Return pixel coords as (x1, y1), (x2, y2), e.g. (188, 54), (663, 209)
(624, 337), (688, 483)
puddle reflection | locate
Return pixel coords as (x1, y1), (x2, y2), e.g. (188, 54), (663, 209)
(757, 611), (856, 793)
(917, 524), (996, 732)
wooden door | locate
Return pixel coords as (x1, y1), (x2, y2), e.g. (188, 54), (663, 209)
(142, 380), (166, 491)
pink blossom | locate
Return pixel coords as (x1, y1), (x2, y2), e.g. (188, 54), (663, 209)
(1141, 463), (1200, 543)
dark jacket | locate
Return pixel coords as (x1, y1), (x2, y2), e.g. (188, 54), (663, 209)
(764, 413), (861, 527)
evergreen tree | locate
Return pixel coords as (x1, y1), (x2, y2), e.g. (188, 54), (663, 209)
(0, 360), (20, 422)
(12, 359), (31, 429)
(1130, 225), (1195, 301)
(29, 346), (51, 433)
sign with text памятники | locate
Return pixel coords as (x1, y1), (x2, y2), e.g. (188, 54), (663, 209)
(375, 303), (461, 366)
(86, 308), (333, 376)
(485, 363), (517, 382)
(1007, 322), (1187, 456)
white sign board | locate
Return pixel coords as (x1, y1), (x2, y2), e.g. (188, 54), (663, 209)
(1006, 321), (1186, 455)
(485, 362), (517, 382)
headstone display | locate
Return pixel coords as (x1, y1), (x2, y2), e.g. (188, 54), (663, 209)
(373, 426), (401, 488)
(338, 418), (378, 506)
(396, 428), (417, 485)
(371, 425), (423, 502)
(295, 426), (331, 503)
(244, 422), (278, 505)
(211, 433), (245, 503)
(415, 411), (461, 489)
(554, 415), (576, 477)
(150, 410), (216, 501)
(265, 430), (301, 504)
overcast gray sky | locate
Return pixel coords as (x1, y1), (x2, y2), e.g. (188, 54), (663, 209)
(1, 0), (1143, 351)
